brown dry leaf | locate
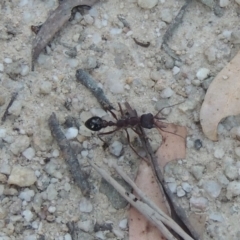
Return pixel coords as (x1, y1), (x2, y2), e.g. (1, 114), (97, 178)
(156, 123), (187, 170)
(200, 51), (240, 141)
(129, 161), (169, 240)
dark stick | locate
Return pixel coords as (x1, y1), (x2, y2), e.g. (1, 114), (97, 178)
(75, 69), (114, 110)
(1, 92), (18, 122)
(162, 0), (192, 61)
(48, 113), (90, 197)
(31, 0), (99, 69)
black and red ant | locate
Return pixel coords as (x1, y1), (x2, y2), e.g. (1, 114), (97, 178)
(85, 102), (182, 158)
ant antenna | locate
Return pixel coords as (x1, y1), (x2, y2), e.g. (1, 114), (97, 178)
(154, 101), (185, 118)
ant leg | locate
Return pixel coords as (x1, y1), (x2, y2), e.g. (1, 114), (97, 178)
(118, 103), (124, 117)
(97, 128), (121, 149)
(124, 129), (149, 163)
(154, 101), (184, 118)
(108, 109), (118, 121)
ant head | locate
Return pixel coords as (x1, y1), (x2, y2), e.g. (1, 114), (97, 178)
(85, 116), (103, 131)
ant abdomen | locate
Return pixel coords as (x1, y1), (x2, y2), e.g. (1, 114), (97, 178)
(85, 116), (104, 131)
(140, 113), (154, 129)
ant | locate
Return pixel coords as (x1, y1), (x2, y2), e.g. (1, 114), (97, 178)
(85, 102), (183, 159)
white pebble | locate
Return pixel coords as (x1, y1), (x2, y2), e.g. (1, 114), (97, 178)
(22, 147), (36, 160)
(46, 184), (58, 200)
(81, 150), (88, 157)
(83, 14), (94, 25)
(48, 206), (56, 213)
(190, 196), (208, 211)
(68, 59), (79, 68)
(110, 28), (122, 35)
(219, 0), (230, 7)
(10, 135), (30, 155)
(172, 66), (180, 75)
(0, 63), (4, 72)
(79, 198), (93, 213)
(226, 181), (240, 199)
(168, 182), (177, 193)
(22, 209), (34, 222)
(64, 182), (71, 191)
(119, 218), (128, 230)
(109, 141), (123, 157)
(4, 58), (12, 63)
(196, 68), (210, 80)
(92, 33), (102, 44)
(64, 233), (72, 240)
(52, 149), (60, 157)
(160, 9), (173, 23)
(65, 127), (78, 140)
(19, 189), (35, 201)
(95, 231), (105, 240)
(21, 65), (30, 76)
(181, 182), (192, 192)
(39, 81), (52, 95)
(138, 0), (158, 9)
(90, 108), (107, 117)
(176, 186), (185, 197)
(160, 87), (174, 98)
(214, 148), (225, 159)
(0, 128), (6, 138)
(8, 100), (22, 116)
(203, 180), (222, 198)
(78, 220), (92, 232)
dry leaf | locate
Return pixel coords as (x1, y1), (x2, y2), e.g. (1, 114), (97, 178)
(156, 123), (187, 170)
(200, 51), (240, 141)
(129, 161), (169, 240)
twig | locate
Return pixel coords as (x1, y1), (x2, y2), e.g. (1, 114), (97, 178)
(48, 113), (90, 197)
(111, 162), (194, 240)
(87, 160), (178, 240)
(75, 69), (114, 110)
(31, 0), (99, 68)
(1, 92), (18, 122)
(162, 0), (192, 61)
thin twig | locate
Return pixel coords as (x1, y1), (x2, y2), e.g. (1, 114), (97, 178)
(75, 69), (114, 110)
(162, 0), (192, 61)
(48, 113), (90, 197)
(1, 92), (18, 122)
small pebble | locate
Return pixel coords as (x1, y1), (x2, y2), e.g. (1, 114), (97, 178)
(48, 206), (56, 213)
(160, 9), (173, 23)
(64, 233), (72, 240)
(160, 87), (174, 98)
(119, 218), (128, 230)
(79, 197), (93, 213)
(203, 180), (222, 198)
(21, 65), (30, 76)
(224, 165), (238, 180)
(10, 135), (30, 155)
(65, 127), (78, 140)
(4, 58), (12, 63)
(219, 0), (230, 7)
(83, 14), (94, 25)
(176, 186), (185, 197)
(168, 182), (177, 193)
(196, 68), (210, 80)
(182, 182), (192, 193)
(109, 141), (123, 157)
(217, 174), (229, 187)
(8, 165), (36, 187)
(214, 148), (225, 159)
(90, 108), (107, 118)
(191, 165), (205, 180)
(172, 66), (180, 75)
(194, 139), (202, 150)
(204, 47), (216, 63)
(0, 129), (6, 138)
(22, 209), (34, 222)
(68, 59), (79, 68)
(209, 212), (224, 222)
(52, 149), (59, 158)
(19, 189), (35, 201)
(78, 220), (92, 232)
(46, 184), (58, 200)
(81, 150), (88, 158)
(0, 63), (4, 72)
(226, 181), (240, 199)
(8, 100), (22, 116)
(235, 147), (240, 157)
(95, 231), (105, 240)
(39, 81), (52, 95)
(190, 196), (208, 211)
(231, 30), (240, 44)
(22, 147), (36, 160)
(137, 0), (158, 9)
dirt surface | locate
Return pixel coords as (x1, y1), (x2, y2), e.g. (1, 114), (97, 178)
(1, 0), (240, 239)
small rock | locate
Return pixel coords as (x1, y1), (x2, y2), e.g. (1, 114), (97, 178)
(90, 108), (107, 118)
(190, 196), (208, 211)
(226, 181), (240, 199)
(46, 184), (58, 200)
(22, 209), (34, 222)
(172, 66), (180, 75)
(109, 141), (123, 157)
(119, 218), (128, 230)
(8, 165), (37, 187)
(64, 233), (72, 240)
(0, 206), (8, 219)
(0, 164), (11, 175)
(217, 174), (229, 187)
(196, 68), (210, 80)
(19, 189), (35, 201)
(39, 81), (52, 95)
(168, 182), (177, 193)
(79, 197), (93, 213)
(0, 63), (4, 72)
(209, 212), (224, 222)
(137, 0), (158, 9)
(21, 65), (30, 76)
(95, 231), (105, 240)
(52, 149), (59, 158)
(160, 9), (173, 23)
(235, 147), (240, 157)
(83, 14), (94, 25)
(214, 148), (225, 159)
(203, 180), (222, 198)
(10, 135), (30, 155)
(81, 150), (88, 158)
(150, 70), (161, 81)
(68, 59), (79, 68)
(191, 165), (205, 180)
(231, 30), (240, 44)
(160, 87), (174, 98)
(182, 182), (192, 192)
(230, 127), (240, 140)
(79, 125), (92, 137)
(8, 100), (22, 116)
(176, 186), (185, 197)
(65, 127), (78, 140)
(224, 165), (238, 180)
(22, 147), (36, 160)
(0, 128), (6, 138)
(219, 0), (230, 7)
(204, 47), (216, 63)
(78, 220), (92, 232)
(48, 206), (56, 213)
(83, 56), (97, 69)
(112, 228), (124, 239)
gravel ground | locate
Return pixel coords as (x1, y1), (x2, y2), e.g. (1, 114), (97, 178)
(1, 0), (240, 239)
